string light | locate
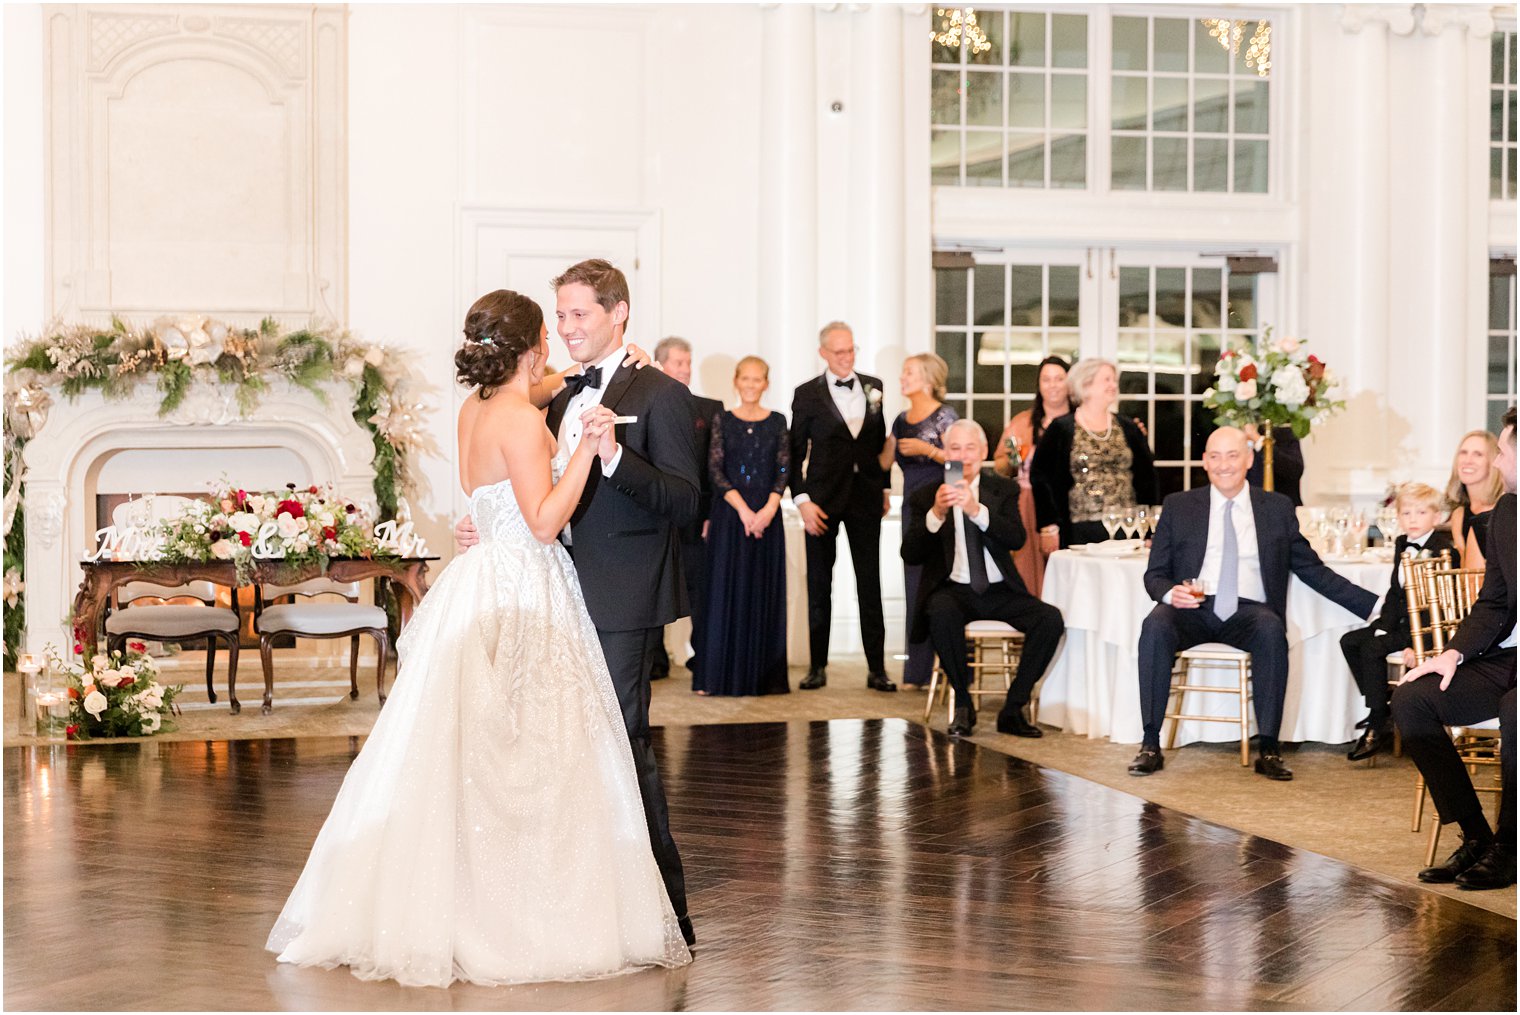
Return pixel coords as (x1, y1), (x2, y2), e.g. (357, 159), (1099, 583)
(931, 8), (992, 56)
(1200, 18), (1272, 77)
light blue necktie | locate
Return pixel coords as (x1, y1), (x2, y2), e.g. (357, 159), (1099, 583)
(1215, 499), (1239, 621)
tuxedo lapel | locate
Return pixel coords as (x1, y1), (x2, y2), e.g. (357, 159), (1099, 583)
(818, 374), (848, 430)
(598, 360), (639, 416)
(1185, 487), (1212, 579)
(546, 389), (570, 442)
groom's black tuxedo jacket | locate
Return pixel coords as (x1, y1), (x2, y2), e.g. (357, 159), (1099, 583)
(787, 372), (890, 519)
(901, 469), (1029, 644)
(1143, 485), (1378, 621)
(546, 361), (700, 632)
(1449, 493), (1517, 662)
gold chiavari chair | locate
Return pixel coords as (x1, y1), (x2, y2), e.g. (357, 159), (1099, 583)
(1405, 561), (1499, 864)
(1377, 551), (1452, 762)
(925, 623), (1026, 726)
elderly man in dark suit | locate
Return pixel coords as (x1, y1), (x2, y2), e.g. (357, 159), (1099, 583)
(647, 335), (723, 683)
(901, 419), (1065, 738)
(1130, 426), (1378, 781)
(789, 321), (894, 692)
(1394, 407), (1516, 891)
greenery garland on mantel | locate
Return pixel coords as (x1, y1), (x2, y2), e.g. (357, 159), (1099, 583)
(2, 315), (430, 669)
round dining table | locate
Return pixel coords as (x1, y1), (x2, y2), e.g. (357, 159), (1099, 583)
(1035, 545), (1393, 746)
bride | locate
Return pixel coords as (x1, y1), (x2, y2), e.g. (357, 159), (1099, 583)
(266, 290), (692, 987)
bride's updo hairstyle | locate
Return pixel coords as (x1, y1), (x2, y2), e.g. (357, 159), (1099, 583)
(455, 289), (544, 399)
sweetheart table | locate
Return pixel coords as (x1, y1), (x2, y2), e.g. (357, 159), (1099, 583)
(1035, 547), (1393, 746)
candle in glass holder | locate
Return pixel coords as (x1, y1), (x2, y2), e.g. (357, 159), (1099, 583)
(33, 691), (69, 739)
(16, 654), (41, 722)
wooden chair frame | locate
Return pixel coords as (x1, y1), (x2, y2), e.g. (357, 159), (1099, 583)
(105, 582), (240, 712)
(253, 581), (390, 716)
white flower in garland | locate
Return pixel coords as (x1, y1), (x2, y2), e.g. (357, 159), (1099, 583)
(83, 689), (108, 717)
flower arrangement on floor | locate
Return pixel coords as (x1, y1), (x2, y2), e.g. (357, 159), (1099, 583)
(55, 646), (181, 739)
(2, 315), (433, 668)
(1202, 328), (1344, 439)
(154, 483), (395, 586)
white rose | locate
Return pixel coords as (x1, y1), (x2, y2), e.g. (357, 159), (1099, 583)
(137, 687), (163, 709)
(1202, 386), (1217, 401)
(247, 495), (267, 515)
(211, 540), (235, 560)
(141, 712), (161, 734)
(83, 690), (108, 717)
(276, 513), (303, 539)
(1275, 335), (1300, 355)
(343, 357), (365, 378)
(364, 347), (385, 367)
(229, 511), (259, 534)
(97, 670), (123, 688)
(92, 655), (109, 672)
(1270, 365), (1309, 407)
(292, 534), (311, 552)
(1235, 378), (1258, 400)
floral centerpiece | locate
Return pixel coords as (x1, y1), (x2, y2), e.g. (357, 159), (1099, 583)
(155, 482), (392, 585)
(1202, 329), (1344, 490)
(53, 645), (181, 739)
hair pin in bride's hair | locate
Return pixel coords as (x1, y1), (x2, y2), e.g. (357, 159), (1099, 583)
(475, 336), (494, 346)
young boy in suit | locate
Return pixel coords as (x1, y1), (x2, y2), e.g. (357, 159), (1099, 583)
(1340, 482), (1455, 761)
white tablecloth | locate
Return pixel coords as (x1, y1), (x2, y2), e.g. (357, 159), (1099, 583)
(1036, 549), (1393, 746)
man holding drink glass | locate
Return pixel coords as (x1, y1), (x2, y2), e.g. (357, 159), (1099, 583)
(1127, 428), (1378, 781)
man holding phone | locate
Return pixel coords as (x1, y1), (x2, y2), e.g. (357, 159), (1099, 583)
(901, 420), (1066, 738)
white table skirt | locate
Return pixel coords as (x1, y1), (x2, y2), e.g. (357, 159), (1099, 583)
(1036, 549), (1393, 746)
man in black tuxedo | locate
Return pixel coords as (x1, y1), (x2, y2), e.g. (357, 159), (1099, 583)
(1394, 407), (1516, 891)
(1338, 481), (1455, 761)
(455, 260), (700, 945)
(1130, 427), (1378, 781)
(790, 321), (894, 692)
(647, 335), (723, 683)
(902, 420), (1065, 737)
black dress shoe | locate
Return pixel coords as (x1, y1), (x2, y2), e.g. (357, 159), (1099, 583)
(1128, 746), (1164, 776)
(800, 668), (827, 690)
(866, 671), (897, 692)
(1418, 837), (1491, 883)
(948, 706), (976, 738)
(677, 914), (696, 948)
(1253, 752), (1294, 781)
(1346, 722), (1393, 761)
(1456, 843), (1517, 890)
(995, 711), (1043, 738)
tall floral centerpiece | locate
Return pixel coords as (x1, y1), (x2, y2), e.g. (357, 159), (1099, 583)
(1202, 329), (1343, 491)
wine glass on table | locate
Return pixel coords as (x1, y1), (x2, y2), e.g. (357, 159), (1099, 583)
(1349, 509), (1368, 554)
(1101, 511), (1123, 542)
(1135, 505), (1151, 541)
(1121, 509), (1139, 543)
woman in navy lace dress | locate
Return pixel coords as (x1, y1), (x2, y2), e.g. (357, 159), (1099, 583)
(696, 356), (791, 696)
(886, 353), (958, 688)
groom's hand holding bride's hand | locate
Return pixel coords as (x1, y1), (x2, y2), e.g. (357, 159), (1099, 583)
(579, 405), (619, 464)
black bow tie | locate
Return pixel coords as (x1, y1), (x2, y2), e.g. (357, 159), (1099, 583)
(564, 365), (603, 396)
(833, 377), (855, 390)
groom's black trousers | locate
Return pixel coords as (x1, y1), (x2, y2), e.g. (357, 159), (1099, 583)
(597, 626), (689, 920)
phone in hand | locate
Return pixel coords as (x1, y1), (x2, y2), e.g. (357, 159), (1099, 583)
(944, 459), (967, 488)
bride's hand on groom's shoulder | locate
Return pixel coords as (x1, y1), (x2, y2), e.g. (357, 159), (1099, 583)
(622, 344), (652, 370)
(454, 515), (479, 552)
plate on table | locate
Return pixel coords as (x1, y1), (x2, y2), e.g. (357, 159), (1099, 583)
(1362, 546), (1395, 563)
(1088, 539), (1147, 557)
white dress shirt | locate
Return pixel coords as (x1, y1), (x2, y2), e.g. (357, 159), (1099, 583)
(827, 371), (867, 439)
(1198, 486), (1266, 603)
(556, 346), (626, 544)
(924, 475), (1005, 585)
(557, 345), (626, 477)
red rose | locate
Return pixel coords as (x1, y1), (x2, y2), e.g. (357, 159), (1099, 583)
(65, 725), (78, 738)
(72, 642), (83, 656)
(236, 489), (247, 505)
(323, 526), (337, 541)
(276, 499), (305, 519)
(308, 485), (319, 494)
(119, 676), (134, 687)
(128, 641), (146, 652)
(239, 532), (252, 547)
(1239, 363), (1257, 382)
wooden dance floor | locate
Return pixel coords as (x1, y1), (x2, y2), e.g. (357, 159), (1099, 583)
(4, 719), (1515, 1011)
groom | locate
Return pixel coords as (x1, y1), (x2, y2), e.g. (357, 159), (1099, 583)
(456, 259), (701, 946)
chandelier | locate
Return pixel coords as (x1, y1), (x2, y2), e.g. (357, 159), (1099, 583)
(931, 7), (992, 56)
(1200, 18), (1272, 77)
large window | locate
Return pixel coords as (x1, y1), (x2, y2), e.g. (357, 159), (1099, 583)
(931, 9), (1090, 187)
(1110, 15), (1270, 193)
(1490, 260), (1517, 433)
(933, 250), (1270, 497)
(929, 6), (1273, 194)
(1493, 29), (1517, 201)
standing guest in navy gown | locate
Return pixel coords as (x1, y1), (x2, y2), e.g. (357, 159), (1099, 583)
(884, 353), (958, 688)
(697, 356), (791, 696)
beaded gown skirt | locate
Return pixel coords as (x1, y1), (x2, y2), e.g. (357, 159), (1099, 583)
(266, 476), (691, 987)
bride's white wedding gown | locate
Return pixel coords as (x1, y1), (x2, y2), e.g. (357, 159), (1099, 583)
(266, 475), (691, 988)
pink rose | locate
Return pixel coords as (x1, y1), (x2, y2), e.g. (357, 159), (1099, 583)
(1235, 379), (1258, 400)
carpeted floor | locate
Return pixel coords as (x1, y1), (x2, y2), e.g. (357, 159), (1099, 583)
(5, 654), (1513, 919)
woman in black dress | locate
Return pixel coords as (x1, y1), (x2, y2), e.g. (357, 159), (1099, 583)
(1444, 429), (1503, 569)
(696, 356), (791, 696)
